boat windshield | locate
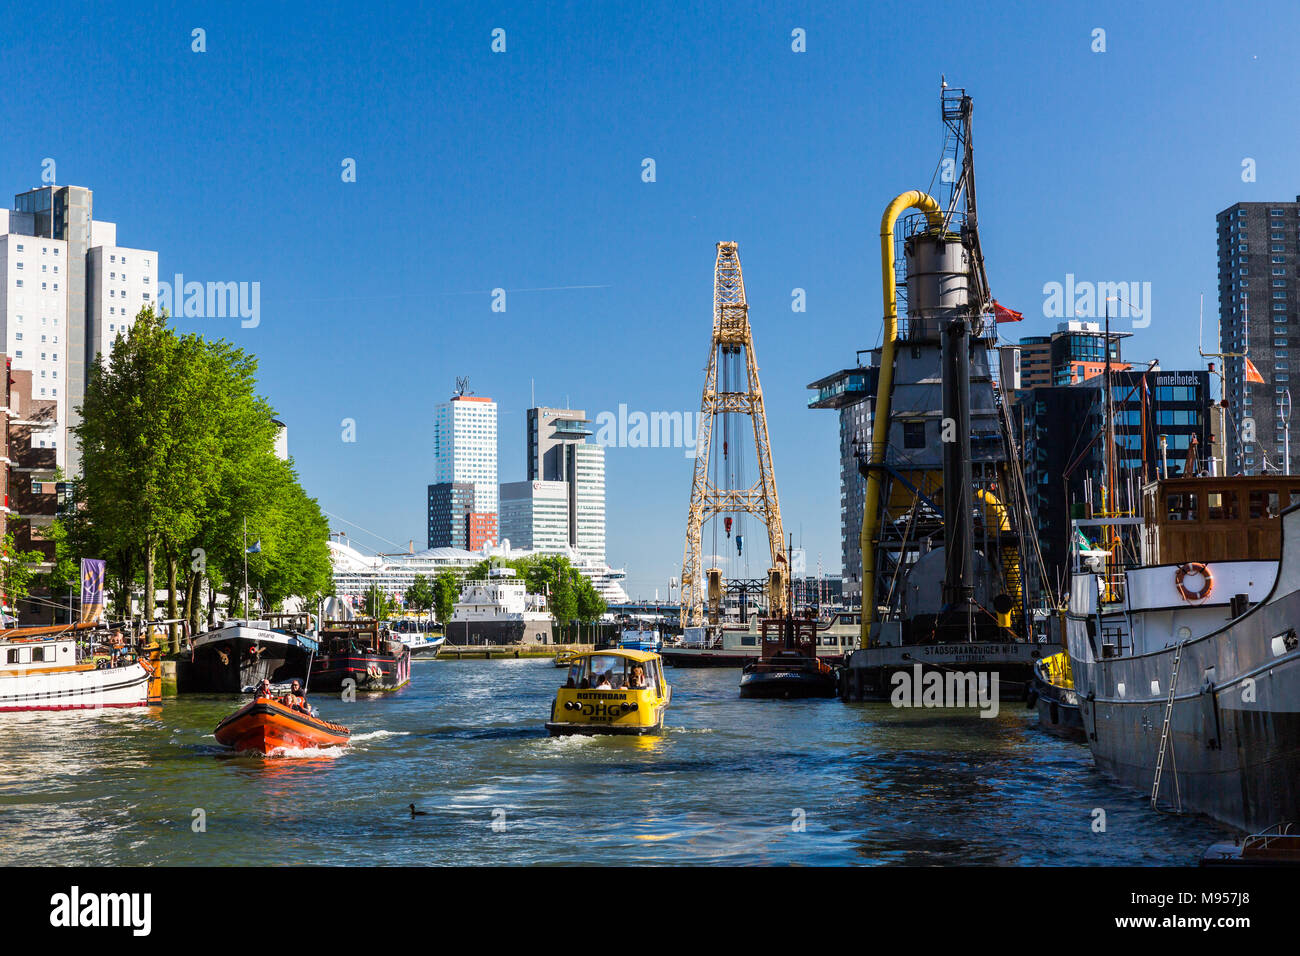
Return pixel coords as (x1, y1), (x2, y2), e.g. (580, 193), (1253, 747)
(565, 655), (657, 690)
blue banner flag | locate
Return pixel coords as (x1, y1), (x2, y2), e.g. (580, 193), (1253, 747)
(246, 541), (262, 554)
(80, 558), (107, 624)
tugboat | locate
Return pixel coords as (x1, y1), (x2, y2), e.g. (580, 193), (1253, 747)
(547, 649), (672, 736)
(310, 620), (411, 692)
(739, 540), (839, 700)
(739, 613), (838, 699)
(214, 685), (350, 754)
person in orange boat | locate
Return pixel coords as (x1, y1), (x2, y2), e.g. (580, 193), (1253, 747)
(256, 678), (273, 699)
(280, 679), (318, 717)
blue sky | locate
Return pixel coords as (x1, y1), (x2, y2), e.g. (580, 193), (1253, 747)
(3, 0), (1298, 597)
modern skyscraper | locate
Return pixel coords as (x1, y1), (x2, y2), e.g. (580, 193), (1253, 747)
(520, 406), (606, 563)
(498, 480), (570, 552)
(1218, 199), (1300, 474)
(526, 407), (589, 480)
(0, 185), (157, 471)
(1020, 368), (1211, 601)
(570, 442), (606, 563)
(428, 391), (498, 549)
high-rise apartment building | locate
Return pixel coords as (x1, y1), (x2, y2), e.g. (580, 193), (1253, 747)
(0, 185), (157, 471)
(1218, 199), (1300, 474)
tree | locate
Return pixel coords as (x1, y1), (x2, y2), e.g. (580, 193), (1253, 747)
(575, 576), (606, 624)
(405, 573), (434, 629)
(433, 571), (458, 627)
(75, 306), (331, 647)
(1, 533), (46, 621)
(363, 584), (396, 620)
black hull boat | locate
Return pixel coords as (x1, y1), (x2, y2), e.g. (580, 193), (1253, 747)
(1029, 653), (1086, 742)
(312, 620), (411, 692)
(663, 648), (757, 668)
(840, 653), (1038, 703)
(740, 654), (838, 699)
(184, 619), (316, 693)
(738, 616), (838, 700)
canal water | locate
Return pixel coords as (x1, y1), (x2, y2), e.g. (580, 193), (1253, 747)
(0, 660), (1226, 865)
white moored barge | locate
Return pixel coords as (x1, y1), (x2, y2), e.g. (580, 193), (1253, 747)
(0, 623), (162, 712)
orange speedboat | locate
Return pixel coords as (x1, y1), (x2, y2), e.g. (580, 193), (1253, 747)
(214, 696), (350, 754)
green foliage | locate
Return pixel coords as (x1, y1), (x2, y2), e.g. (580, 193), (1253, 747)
(73, 306), (331, 636)
(363, 584), (396, 620)
(463, 554), (604, 624)
(404, 573), (434, 616)
(1, 533), (46, 613)
(433, 571), (458, 625)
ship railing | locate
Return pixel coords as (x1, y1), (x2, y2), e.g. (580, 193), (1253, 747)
(1241, 821), (1298, 853)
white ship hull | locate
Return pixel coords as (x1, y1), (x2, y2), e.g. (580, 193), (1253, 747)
(0, 662), (157, 712)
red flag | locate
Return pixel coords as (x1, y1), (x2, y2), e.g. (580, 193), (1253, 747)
(993, 300), (1023, 323)
(1244, 357), (1265, 384)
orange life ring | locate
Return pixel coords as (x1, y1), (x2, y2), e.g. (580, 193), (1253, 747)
(1176, 562), (1213, 602)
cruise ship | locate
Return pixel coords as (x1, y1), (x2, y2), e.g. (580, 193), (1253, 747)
(447, 567), (554, 645)
(328, 539), (629, 607)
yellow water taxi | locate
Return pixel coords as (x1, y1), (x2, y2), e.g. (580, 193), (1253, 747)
(546, 649), (672, 736)
(553, 648), (577, 668)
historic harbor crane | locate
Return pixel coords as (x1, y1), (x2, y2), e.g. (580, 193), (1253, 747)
(680, 242), (787, 628)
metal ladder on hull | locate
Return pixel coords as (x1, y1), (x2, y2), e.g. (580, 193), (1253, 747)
(1151, 643), (1183, 812)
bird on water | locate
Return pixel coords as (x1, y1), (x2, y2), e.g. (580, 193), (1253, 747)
(409, 804), (428, 817)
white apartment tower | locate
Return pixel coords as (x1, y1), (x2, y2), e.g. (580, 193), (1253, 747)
(0, 185), (157, 470)
(429, 392), (499, 549)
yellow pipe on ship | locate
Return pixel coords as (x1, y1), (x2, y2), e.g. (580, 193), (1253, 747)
(860, 191), (944, 646)
(975, 488), (1011, 531)
(976, 488), (1018, 629)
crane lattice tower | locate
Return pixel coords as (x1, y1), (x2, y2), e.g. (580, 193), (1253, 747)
(681, 241), (786, 628)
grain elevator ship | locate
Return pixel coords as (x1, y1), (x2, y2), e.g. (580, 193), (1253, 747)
(840, 85), (1048, 703)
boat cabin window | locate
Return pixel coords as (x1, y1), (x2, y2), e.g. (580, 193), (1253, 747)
(6, 648), (21, 664)
(1207, 491), (1240, 521)
(31, 646), (48, 662)
(1166, 492), (1197, 521)
(566, 655), (658, 690)
(1249, 490), (1283, 519)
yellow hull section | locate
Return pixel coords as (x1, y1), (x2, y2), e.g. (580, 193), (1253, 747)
(547, 686), (672, 736)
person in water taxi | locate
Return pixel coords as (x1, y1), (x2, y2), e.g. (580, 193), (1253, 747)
(628, 664), (649, 689)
